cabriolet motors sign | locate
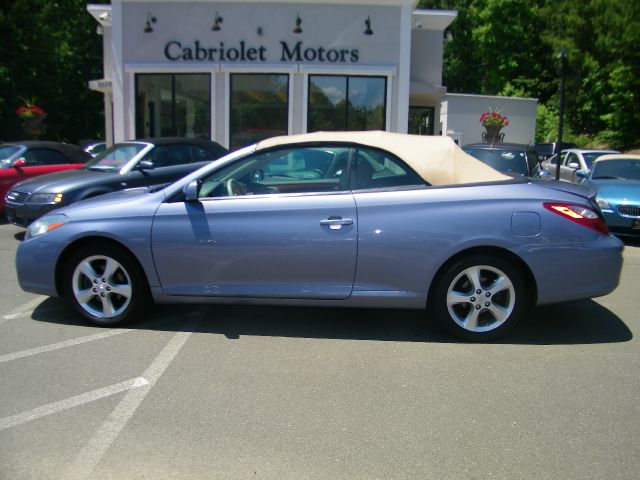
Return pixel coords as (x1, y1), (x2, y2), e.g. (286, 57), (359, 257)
(164, 40), (360, 63)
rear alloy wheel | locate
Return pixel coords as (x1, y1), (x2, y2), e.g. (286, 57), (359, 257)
(65, 244), (148, 326)
(432, 255), (527, 341)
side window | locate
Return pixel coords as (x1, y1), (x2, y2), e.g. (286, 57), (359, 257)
(556, 152), (567, 166)
(565, 153), (578, 168)
(349, 148), (426, 190)
(24, 149), (69, 166)
(261, 148), (339, 179)
(197, 146), (350, 198)
(146, 144), (192, 167)
(191, 145), (215, 162)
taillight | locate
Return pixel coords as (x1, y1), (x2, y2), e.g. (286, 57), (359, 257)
(544, 202), (610, 236)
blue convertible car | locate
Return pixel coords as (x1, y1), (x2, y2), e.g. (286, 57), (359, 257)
(16, 132), (623, 341)
(577, 154), (640, 237)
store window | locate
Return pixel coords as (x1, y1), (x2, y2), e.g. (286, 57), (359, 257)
(135, 74), (211, 139)
(409, 106), (435, 135)
(230, 74), (289, 150)
(308, 75), (386, 132)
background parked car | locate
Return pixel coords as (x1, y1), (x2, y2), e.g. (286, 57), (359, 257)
(534, 142), (577, 162)
(0, 141), (90, 213)
(5, 137), (227, 226)
(541, 148), (619, 183)
(462, 143), (545, 178)
(577, 154), (640, 237)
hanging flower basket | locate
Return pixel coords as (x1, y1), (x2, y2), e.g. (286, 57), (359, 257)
(16, 98), (47, 139)
(480, 109), (508, 144)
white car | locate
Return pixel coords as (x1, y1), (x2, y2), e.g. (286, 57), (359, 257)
(542, 149), (619, 183)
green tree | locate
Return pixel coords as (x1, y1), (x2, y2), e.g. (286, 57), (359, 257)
(420, 0), (640, 149)
(0, 0), (107, 142)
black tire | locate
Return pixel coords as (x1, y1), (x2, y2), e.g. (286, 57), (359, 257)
(63, 242), (149, 326)
(430, 254), (527, 341)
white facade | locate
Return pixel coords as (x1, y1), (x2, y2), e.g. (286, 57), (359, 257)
(88, 1), (457, 148)
(441, 93), (538, 146)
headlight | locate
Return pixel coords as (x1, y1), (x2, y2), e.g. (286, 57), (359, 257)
(26, 214), (69, 239)
(28, 193), (64, 204)
(596, 197), (611, 210)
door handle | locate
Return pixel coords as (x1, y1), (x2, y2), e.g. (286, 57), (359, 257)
(320, 216), (354, 230)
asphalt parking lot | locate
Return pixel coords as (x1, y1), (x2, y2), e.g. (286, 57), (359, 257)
(1, 220), (639, 480)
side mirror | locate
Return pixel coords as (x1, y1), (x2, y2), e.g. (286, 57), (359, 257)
(138, 160), (155, 170)
(183, 180), (199, 202)
(13, 158), (26, 168)
(568, 162), (580, 169)
(576, 170), (588, 179)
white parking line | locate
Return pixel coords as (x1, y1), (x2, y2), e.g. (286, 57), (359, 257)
(2, 304), (66, 322)
(0, 295), (48, 326)
(5, 296), (48, 316)
(0, 329), (130, 365)
(63, 317), (199, 480)
(0, 377), (149, 432)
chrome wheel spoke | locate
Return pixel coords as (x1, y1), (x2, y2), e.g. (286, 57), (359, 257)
(447, 291), (470, 306)
(103, 258), (120, 280)
(489, 275), (513, 295)
(110, 284), (132, 299)
(466, 266), (483, 292)
(463, 308), (480, 331)
(75, 287), (96, 305)
(100, 295), (117, 317)
(79, 260), (98, 281)
(487, 303), (510, 323)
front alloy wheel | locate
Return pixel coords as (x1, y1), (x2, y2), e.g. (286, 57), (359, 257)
(65, 243), (148, 326)
(72, 255), (132, 319)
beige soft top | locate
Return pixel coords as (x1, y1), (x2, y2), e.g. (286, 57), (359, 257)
(594, 153), (640, 162)
(257, 131), (510, 186)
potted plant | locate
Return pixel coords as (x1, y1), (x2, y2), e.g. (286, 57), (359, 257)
(480, 109), (508, 144)
(16, 98), (47, 139)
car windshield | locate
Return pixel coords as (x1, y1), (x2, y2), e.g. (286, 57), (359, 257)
(84, 143), (148, 171)
(463, 147), (529, 176)
(591, 159), (640, 180)
(0, 145), (21, 167)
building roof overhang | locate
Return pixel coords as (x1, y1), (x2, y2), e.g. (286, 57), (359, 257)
(87, 4), (112, 26)
(412, 9), (457, 31)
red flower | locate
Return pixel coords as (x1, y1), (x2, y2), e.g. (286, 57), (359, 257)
(480, 108), (508, 128)
(16, 99), (46, 118)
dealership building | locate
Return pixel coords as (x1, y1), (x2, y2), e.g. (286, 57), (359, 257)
(87, 0), (457, 149)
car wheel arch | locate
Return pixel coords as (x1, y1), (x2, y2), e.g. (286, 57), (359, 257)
(426, 246), (537, 309)
(54, 236), (150, 298)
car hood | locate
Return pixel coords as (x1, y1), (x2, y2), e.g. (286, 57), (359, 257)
(55, 186), (164, 219)
(591, 179), (640, 202)
(12, 168), (121, 193)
